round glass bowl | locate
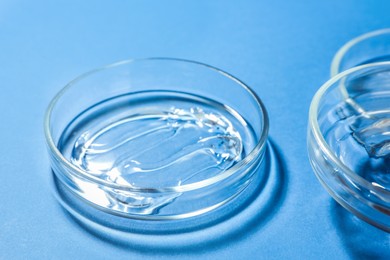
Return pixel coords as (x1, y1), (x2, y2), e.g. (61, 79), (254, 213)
(308, 62), (390, 231)
(331, 28), (390, 76)
(45, 58), (269, 222)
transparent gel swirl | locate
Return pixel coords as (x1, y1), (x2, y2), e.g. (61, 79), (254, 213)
(325, 101), (390, 188)
(59, 92), (255, 214)
(71, 107), (243, 188)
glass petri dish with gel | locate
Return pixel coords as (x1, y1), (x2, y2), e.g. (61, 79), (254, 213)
(308, 62), (390, 231)
(45, 58), (269, 222)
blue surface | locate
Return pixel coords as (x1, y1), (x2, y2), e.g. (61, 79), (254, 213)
(1, 0), (389, 259)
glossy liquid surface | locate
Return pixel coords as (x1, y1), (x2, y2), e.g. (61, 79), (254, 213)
(58, 91), (256, 214)
(324, 97), (390, 189)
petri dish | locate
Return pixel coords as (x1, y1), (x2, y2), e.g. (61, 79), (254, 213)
(331, 28), (390, 76)
(44, 58), (269, 224)
(308, 62), (390, 231)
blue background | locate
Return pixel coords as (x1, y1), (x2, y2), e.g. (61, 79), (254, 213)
(1, 0), (389, 259)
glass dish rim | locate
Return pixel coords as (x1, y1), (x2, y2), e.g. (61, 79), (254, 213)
(309, 61), (390, 196)
(44, 57), (269, 193)
(330, 28), (390, 77)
